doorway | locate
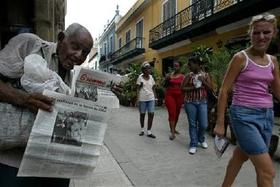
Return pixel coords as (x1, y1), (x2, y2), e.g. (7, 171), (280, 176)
(162, 56), (174, 76)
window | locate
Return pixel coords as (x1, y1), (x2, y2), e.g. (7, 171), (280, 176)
(109, 36), (113, 53)
(118, 38), (122, 49)
(136, 19), (143, 48)
(125, 30), (131, 44)
(103, 42), (107, 56)
(163, 0), (176, 22)
(125, 30), (131, 49)
(136, 19), (143, 38)
(191, 0), (213, 22)
(162, 0), (176, 36)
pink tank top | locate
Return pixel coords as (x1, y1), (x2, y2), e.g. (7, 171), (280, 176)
(232, 51), (274, 108)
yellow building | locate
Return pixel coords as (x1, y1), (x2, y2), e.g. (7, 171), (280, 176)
(111, 0), (157, 71)
(111, 0), (280, 75)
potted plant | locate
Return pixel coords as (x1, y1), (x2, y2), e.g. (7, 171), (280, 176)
(120, 63), (141, 106)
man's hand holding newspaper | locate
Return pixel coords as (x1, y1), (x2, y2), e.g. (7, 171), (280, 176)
(18, 67), (125, 178)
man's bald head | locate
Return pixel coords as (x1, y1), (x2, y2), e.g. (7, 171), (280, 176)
(57, 23), (93, 71)
(64, 23), (93, 41)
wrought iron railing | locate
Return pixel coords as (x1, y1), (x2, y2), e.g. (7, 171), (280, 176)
(149, 0), (244, 43)
(111, 37), (145, 61)
(99, 55), (106, 63)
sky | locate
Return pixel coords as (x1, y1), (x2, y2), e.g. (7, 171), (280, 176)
(65, 0), (137, 40)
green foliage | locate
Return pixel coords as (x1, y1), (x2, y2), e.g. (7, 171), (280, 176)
(193, 45), (212, 63)
(178, 56), (189, 74)
(119, 63), (141, 106)
(207, 47), (233, 91)
(191, 45), (247, 92)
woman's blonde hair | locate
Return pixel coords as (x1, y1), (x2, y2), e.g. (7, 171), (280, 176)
(248, 13), (278, 36)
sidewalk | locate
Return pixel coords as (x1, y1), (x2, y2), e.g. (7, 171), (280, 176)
(71, 106), (280, 187)
(69, 145), (132, 187)
(104, 106), (280, 187)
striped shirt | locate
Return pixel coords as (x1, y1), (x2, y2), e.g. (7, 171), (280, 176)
(184, 72), (208, 102)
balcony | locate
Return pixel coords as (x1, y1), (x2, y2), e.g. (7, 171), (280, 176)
(99, 53), (114, 69)
(149, 0), (280, 50)
(112, 37), (145, 65)
(99, 55), (106, 63)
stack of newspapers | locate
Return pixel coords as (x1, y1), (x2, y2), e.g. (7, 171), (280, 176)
(214, 135), (229, 158)
(17, 67), (125, 178)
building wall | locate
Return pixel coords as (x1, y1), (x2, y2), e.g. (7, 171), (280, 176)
(0, 0), (66, 48)
(115, 0), (156, 70)
(114, 0), (191, 73)
(99, 24), (116, 57)
(159, 27), (248, 59)
(34, 0), (66, 41)
(98, 9), (121, 72)
(110, 0), (280, 75)
(149, 1), (280, 75)
(0, 0), (34, 48)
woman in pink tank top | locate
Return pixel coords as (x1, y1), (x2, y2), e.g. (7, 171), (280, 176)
(214, 13), (280, 187)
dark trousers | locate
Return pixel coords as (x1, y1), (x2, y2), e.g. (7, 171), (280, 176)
(0, 163), (70, 187)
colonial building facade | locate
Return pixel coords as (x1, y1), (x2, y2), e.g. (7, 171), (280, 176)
(98, 6), (122, 72)
(98, 0), (280, 75)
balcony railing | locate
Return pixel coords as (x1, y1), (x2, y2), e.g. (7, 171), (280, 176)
(111, 37), (145, 63)
(99, 55), (106, 63)
(99, 52), (114, 64)
(149, 0), (243, 44)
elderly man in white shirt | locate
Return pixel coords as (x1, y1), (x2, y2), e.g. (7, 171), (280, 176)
(0, 23), (93, 187)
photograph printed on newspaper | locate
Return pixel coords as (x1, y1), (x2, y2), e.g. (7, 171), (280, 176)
(17, 90), (109, 178)
(71, 66), (125, 108)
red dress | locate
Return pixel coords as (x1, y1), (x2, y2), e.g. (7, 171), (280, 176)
(165, 74), (185, 122)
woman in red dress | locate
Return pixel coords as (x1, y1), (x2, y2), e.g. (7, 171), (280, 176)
(164, 60), (185, 140)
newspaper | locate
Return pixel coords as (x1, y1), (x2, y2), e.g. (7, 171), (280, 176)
(17, 90), (109, 178)
(214, 135), (229, 158)
(17, 67), (124, 178)
(71, 66), (123, 108)
(0, 103), (36, 150)
(0, 67), (121, 150)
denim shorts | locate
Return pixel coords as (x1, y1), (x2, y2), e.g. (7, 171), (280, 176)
(139, 100), (155, 113)
(229, 105), (273, 155)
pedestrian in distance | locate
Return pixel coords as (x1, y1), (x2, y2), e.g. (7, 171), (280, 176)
(163, 59), (185, 140)
(136, 62), (157, 138)
(214, 13), (279, 187)
(181, 55), (213, 154)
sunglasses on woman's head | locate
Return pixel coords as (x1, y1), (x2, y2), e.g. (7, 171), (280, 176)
(252, 13), (275, 22)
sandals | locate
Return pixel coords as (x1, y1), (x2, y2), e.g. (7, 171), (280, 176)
(171, 130), (180, 135)
(139, 132), (144, 136)
(147, 134), (156, 138)
(169, 134), (175, 140)
(139, 132), (156, 138)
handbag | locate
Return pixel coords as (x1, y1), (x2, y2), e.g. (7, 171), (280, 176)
(162, 79), (169, 88)
(206, 86), (218, 113)
(207, 89), (218, 102)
